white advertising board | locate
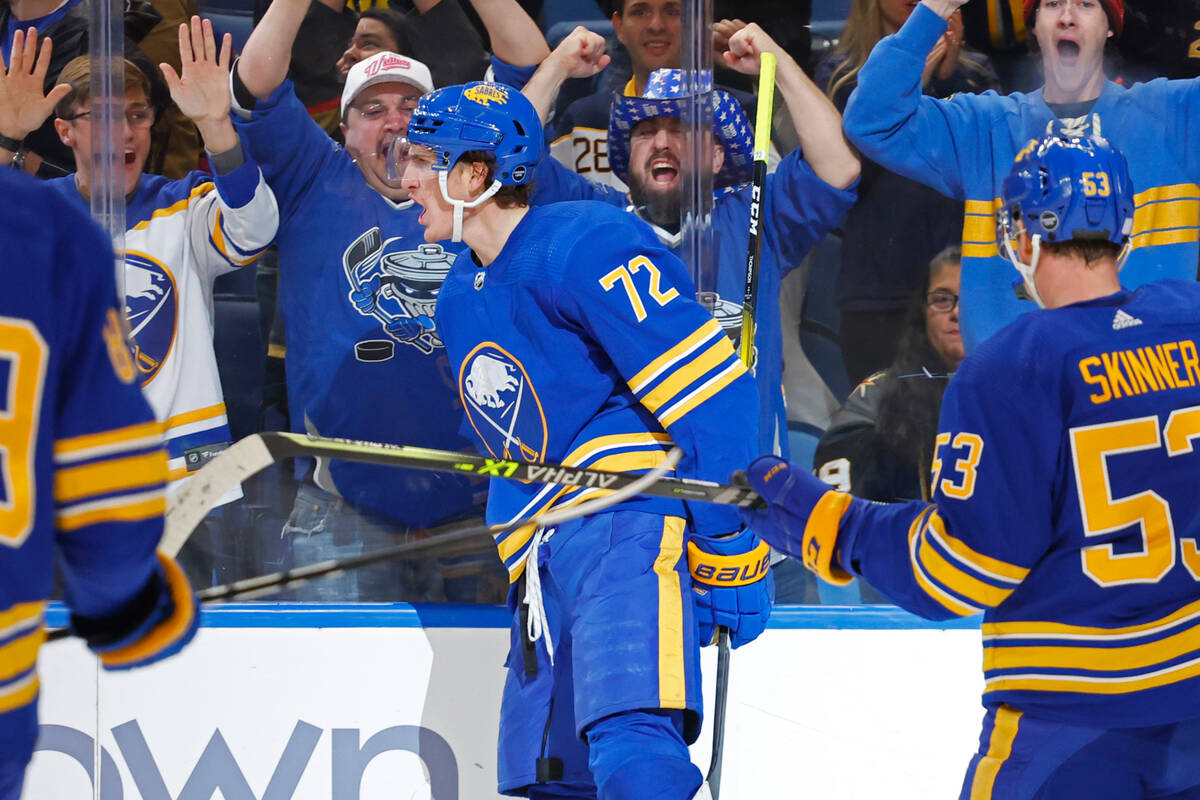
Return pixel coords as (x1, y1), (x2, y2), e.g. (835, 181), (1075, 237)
(27, 607), (984, 799)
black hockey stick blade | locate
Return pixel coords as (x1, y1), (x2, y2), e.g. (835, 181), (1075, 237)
(705, 628), (733, 798)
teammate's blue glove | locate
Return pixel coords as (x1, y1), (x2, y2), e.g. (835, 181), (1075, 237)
(740, 455), (856, 586)
(350, 276), (382, 314)
(384, 315), (435, 342)
(688, 528), (773, 648)
(71, 552), (199, 670)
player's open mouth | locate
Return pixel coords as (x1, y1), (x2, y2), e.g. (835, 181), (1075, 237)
(650, 158), (678, 184)
(1056, 39), (1080, 63)
(643, 39), (671, 56)
(124, 151), (136, 166)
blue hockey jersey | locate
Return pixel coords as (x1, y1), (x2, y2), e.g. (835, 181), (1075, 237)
(829, 280), (1200, 727)
(531, 150), (855, 458)
(436, 202), (759, 582)
(232, 81), (480, 525)
(0, 170), (168, 761)
(844, 3), (1200, 350)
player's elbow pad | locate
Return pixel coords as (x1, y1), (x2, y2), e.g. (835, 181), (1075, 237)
(71, 552), (199, 671)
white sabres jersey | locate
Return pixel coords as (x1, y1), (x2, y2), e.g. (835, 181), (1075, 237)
(48, 165), (278, 500)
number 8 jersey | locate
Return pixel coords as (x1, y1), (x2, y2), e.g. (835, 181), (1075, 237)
(837, 279), (1200, 727)
(435, 201), (759, 584)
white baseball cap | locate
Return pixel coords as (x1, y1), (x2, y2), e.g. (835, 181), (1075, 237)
(340, 51), (434, 118)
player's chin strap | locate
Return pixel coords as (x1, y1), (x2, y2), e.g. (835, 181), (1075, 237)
(438, 170), (502, 242)
(1006, 232), (1049, 309)
(516, 447), (684, 667)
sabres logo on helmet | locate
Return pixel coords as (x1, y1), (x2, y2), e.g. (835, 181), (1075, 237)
(459, 343), (547, 462)
(463, 83), (510, 107)
(123, 252), (177, 384)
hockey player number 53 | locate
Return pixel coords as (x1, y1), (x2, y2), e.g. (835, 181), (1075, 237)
(599, 256), (680, 321)
(1070, 409), (1200, 587)
(0, 319), (47, 547)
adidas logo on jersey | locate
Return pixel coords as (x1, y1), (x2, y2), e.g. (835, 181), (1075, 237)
(1112, 309), (1143, 330)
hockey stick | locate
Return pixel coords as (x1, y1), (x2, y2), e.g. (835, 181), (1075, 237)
(162, 431), (761, 556)
(737, 51), (776, 370)
(704, 52), (778, 800)
(46, 447), (686, 640)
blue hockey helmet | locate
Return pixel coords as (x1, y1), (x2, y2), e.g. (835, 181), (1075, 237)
(997, 133), (1134, 307)
(399, 81), (544, 241)
(405, 81), (543, 185)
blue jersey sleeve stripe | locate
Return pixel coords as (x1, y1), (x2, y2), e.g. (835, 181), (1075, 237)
(209, 210), (269, 268)
(0, 626), (44, 684)
(0, 670), (38, 714)
(0, 603), (44, 646)
(916, 525), (1016, 609)
(628, 320), (724, 394)
(657, 358), (748, 428)
(53, 420), (165, 465)
(56, 489), (166, 532)
(906, 507), (983, 617)
(54, 450), (166, 505)
(639, 337), (737, 415)
(926, 512), (1029, 583)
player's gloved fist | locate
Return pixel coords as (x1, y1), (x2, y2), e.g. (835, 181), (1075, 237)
(688, 527), (773, 648)
(385, 315), (434, 342)
(740, 455), (855, 586)
(70, 552), (199, 670)
(350, 276), (382, 313)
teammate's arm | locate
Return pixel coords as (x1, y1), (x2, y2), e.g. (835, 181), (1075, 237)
(745, 361), (1054, 621)
(722, 23), (859, 190)
(52, 197), (198, 668)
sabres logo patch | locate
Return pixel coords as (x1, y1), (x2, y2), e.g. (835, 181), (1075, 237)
(123, 251), (177, 385)
(464, 83), (509, 107)
(459, 343), (547, 462)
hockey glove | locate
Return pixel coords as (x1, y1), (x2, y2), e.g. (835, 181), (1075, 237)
(70, 552), (199, 670)
(740, 455), (855, 586)
(688, 528), (773, 648)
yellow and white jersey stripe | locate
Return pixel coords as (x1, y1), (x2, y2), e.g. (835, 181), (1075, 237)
(0, 601), (45, 715)
(53, 421), (168, 532)
(629, 318), (748, 430)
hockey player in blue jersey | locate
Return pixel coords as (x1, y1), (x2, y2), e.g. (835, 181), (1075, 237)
(742, 134), (1200, 798)
(232, 0), (503, 600)
(0, 169), (198, 800)
(401, 81), (771, 799)
(510, 23), (859, 459)
(843, 0), (1200, 351)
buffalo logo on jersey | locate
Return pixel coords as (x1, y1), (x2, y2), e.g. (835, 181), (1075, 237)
(343, 228), (455, 358)
(711, 296), (758, 370)
(123, 252), (177, 384)
(463, 83), (509, 107)
(459, 344), (548, 462)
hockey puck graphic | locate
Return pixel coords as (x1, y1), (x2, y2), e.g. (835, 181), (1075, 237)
(355, 339), (395, 362)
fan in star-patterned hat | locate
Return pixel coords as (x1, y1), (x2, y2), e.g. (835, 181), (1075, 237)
(607, 69), (754, 190)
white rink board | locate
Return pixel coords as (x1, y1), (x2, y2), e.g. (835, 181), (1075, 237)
(29, 607), (984, 799)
